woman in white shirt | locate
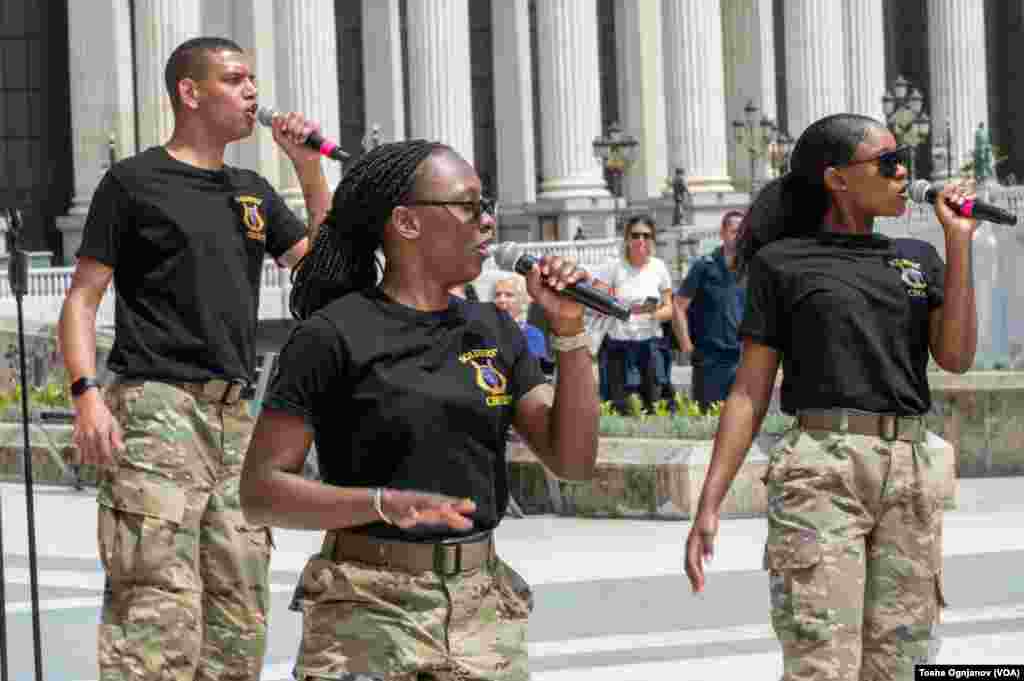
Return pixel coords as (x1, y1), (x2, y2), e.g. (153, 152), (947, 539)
(599, 215), (674, 414)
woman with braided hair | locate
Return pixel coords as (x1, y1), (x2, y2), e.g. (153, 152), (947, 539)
(241, 140), (599, 680)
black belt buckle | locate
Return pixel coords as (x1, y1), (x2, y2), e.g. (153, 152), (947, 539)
(433, 543), (462, 577)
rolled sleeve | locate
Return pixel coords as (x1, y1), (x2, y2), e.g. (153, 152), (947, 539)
(263, 314), (348, 421)
(738, 253), (783, 350)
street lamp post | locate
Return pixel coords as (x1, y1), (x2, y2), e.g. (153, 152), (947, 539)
(732, 100), (780, 193)
(943, 120), (952, 181)
(882, 75), (931, 180)
(592, 121), (640, 233)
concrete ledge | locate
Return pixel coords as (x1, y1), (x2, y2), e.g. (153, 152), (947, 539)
(509, 431), (959, 519)
(929, 370), (1024, 392)
(508, 434), (780, 520)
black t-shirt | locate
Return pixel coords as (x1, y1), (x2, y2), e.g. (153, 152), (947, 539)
(264, 288), (548, 541)
(740, 232), (945, 416)
(78, 146), (305, 383)
(678, 247), (746, 365)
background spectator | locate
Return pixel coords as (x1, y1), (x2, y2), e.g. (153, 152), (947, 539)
(673, 209), (745, 412)
(597, 215), (673, 415)
(493, 274), (552, 372)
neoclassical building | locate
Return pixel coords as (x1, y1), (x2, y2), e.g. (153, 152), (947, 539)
(1, 0), (1021, 264)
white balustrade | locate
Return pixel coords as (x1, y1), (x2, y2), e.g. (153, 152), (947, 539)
(5, 209), (1021, 359)
(481, 238), (620, 273)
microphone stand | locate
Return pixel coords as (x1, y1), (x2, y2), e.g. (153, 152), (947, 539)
(4, 207), (45, 681)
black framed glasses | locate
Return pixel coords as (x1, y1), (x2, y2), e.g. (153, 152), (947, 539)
(841, 145), (912, 178)
(629, 231), (655, 241)
(404, 196), (497, 224)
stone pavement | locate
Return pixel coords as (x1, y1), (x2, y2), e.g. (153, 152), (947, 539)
(1, 478), (1023, 680)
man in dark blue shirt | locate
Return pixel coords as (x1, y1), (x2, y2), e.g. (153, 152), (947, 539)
(672, 210), (746, 412)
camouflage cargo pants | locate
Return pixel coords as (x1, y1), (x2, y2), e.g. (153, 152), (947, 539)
(763, 426), (950, 681)
(96, 380), (272, 681)
(292, 549), (533, 680)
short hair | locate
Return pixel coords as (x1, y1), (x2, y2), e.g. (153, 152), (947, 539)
(164, 37), (245, 110)
(493, 274), (529, 321)
(720, 210), (745, 231)
(493, 273), (527, 299)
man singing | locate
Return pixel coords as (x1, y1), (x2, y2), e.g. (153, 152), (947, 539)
(58, 37), (331, 680)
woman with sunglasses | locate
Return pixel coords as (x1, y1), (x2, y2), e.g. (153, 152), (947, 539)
(240, 140), (599, 680)
(598, 214), (674, 415)
(684, 114), (978, 680)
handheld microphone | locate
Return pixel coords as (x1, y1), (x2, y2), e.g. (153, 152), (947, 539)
(256, 106), (350, 161)
(908, 179), (1018, 226)
(489, 243), (632, 321)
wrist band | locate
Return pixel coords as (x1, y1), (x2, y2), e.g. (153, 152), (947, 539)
(373, 487), (396, 525)
(550, 331), (591, 353)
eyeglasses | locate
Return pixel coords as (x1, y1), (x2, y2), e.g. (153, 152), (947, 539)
(629, 232), (655, 241)
(841, 145), (912, 178)
(404, 196), (497, 224)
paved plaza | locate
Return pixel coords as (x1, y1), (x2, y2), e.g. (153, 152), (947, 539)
(1, 479), (1023, 680)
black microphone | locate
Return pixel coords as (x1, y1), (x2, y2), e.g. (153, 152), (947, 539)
(489, 243), (631, 321)
(908, 179), (1018, 226)
(256, 106), (350, 161)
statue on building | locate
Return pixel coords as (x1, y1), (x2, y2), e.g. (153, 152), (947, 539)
(973, 122), (994, 183)
(362, 124), (382, 154)
(671, 167), (693, 226)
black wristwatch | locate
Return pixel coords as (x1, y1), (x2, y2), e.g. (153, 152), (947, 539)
(70, 377), (102, 398)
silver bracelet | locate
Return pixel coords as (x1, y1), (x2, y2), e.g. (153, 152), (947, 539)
(550, 331), (591, 353)
(372, 487), (396, 525)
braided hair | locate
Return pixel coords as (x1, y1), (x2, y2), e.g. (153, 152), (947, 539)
(737, 113), (883, 273)
(289, 139), (449, 320)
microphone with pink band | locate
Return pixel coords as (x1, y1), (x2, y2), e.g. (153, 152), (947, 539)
(256, 106), (350, 161)
(908, 179), (1017, 226)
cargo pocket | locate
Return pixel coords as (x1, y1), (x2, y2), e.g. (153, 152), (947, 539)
(498, 559), (534, 616)
(764, 532), (830, 639)
(97, 474), (187, 587)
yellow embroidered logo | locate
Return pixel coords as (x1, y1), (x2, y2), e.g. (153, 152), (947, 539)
(234, 195), (266, 242)
(459, 348), (511, 406)
(887, 258), (928, 299)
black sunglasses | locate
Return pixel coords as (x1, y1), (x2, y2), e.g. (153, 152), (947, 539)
(841, 145), (912, 178)
(629, 231), (655, 241)
(404, 196), (497, 224)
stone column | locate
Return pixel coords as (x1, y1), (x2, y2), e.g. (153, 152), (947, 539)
(535, 0), (609, 202)
(491, 0), (537, 240)
(662, 0), (733, 193)
(56, 0), (137, 262)
(405, 0), (475, 164)
(275, 0), (343, 212)
(362, 0), (406, 145)
(133, 0), (201, 150)
(929, 0), (989, 180)
(843, 0), (886, 122)
(783, 0), (847, 138)
(615, 0), (668, 201)
(203, 1), (280, 183)
(722, 0), (777, 189)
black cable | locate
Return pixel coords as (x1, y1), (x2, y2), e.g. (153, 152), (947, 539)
(7, 208), (44, 680)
